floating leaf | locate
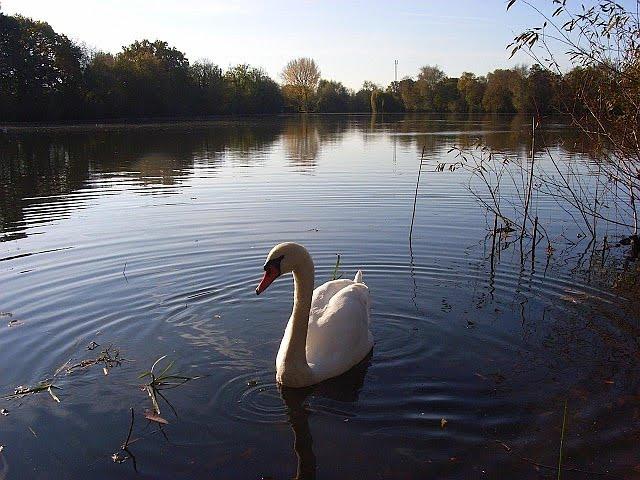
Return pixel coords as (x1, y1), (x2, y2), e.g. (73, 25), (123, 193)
(144, 410), (168, 425)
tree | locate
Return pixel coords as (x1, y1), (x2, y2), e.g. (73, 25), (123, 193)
(316, 79), (351, 112)
(370, 87), (380, 113)
(457, 72), (486, 112)
(526, 64), (558, 115)
(190, 60), (224, 115)
(433, 78), (463, 112)
(224, 64), (283, 114)
(482, 69), (517, 113)
(115, 40), (192, 116)
(352, 82), (374, 112)
(281, 58), (321, 112)
(398, 78), (419, 112)
(0, 13), (83, 120)
(417, 65), (446, 88)
(508, 64), (530, 113)
(381, 87), (405, 113)
(83, 52), (121, 117)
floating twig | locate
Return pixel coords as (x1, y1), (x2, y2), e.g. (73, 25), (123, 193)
(66, 344), (123, 375)
(3, 382), (61, 401)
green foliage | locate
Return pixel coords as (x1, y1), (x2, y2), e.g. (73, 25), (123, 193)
(352, 87), (373, 112)
(433, 78), (464, 112)
(457, 73), (486, 112)
(317, 79), (351, 113)
(0, 11), (284, 121)
(224, 64), (283, 114)
(482, 69), (517, 113)
(117, 40), (191, 116)
(190, 60), (224, 115)
(0, 13), (83, 120)
(0, 9), (619, 121)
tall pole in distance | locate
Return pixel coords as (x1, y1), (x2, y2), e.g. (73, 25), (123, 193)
(394, 60), (398, 93)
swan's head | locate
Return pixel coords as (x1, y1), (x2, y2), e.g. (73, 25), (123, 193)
(256, 242), (311, 295)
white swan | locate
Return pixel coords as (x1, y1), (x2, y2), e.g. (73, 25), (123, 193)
(255, 243), (373, 388)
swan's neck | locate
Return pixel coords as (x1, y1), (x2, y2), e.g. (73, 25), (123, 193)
(277, 257), (314, 386)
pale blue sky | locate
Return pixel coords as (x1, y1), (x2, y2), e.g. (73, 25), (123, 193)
(3, 1), (634, 89)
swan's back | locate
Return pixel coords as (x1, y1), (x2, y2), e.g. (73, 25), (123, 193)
(306, 271), (372, 381)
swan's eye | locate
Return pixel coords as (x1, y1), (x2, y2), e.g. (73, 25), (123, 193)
(263, 255), (284, 274)
(256, 255), (284, 295)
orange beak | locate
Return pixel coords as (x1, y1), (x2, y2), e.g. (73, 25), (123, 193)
(256, 266), (279, 295)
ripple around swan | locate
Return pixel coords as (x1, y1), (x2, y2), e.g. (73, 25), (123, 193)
(210, 369), (289, 425)
(369, 312), (433, 367)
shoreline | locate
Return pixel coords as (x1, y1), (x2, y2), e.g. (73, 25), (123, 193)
(0, 112), (566, 132)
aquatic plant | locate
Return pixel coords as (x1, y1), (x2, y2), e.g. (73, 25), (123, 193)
(139, 355), (199, 416)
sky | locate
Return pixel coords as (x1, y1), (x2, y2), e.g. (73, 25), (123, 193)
(2, 0), (635, 90)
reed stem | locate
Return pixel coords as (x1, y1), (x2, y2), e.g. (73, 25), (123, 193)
(409, 145), (427, 245)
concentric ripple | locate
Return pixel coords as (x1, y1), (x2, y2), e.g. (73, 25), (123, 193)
(211, 369), (289, 424)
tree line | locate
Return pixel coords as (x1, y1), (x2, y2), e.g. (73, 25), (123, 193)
(0, 10), (606, 121)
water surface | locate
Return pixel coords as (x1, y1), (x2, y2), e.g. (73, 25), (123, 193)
(0, 115), (638, 479)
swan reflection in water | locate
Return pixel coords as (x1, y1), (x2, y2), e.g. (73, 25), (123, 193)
(278, 351), (372, 480)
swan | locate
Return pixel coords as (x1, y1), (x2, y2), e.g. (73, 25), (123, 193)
(255, 243), (373, 388)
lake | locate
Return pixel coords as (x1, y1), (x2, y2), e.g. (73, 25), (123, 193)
(0, 115), (637, 479)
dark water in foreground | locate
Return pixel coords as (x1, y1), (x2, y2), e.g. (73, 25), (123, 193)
(0, 115), (638, 479)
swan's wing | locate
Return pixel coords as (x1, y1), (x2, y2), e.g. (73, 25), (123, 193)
(306, 283), (372, 376)
(314, 283), (370, 329)
(310, 279), (355, 320)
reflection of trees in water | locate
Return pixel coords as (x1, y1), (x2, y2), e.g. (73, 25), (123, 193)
(220, 121), (284, 167)
(283, 118), (321, 172)
(360, 113), (594, 163)
(0, 135), (89, 241)
(0, 116), (591, 242)
(282, 116), (352, 172)
(0, 122), (283, 241)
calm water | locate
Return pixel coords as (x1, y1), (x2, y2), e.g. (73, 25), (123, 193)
(0, 115), (638, 479)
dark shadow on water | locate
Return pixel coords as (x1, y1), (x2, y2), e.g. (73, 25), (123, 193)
(278, 351), (372, 480)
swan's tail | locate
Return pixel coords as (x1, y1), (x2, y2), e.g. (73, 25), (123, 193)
(354, 270), (363, 283)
